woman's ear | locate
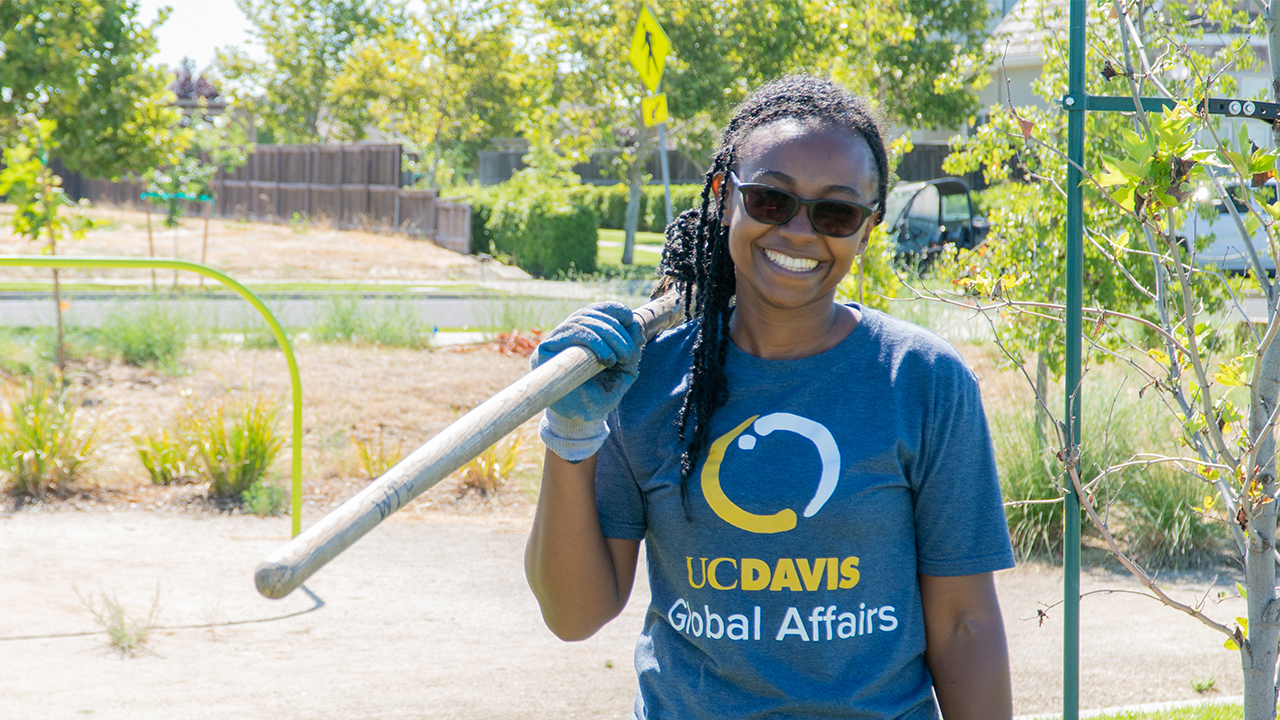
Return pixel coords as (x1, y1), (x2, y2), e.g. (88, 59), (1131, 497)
(710, 173), (729, 226)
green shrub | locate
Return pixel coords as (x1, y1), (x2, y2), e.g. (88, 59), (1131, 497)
(101, 300), (190, 370)
(567, 183), (703, 231)
(0, 376), (103, 496)
(242, 480), (289, 516)
(463, 181), (701, 272)
(186, 394), (285, 497)
(480, 180), (598, 277)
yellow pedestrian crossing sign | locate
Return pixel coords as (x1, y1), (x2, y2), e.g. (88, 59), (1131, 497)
(629, 6), (670, 93)
(642, 94), (668, 127)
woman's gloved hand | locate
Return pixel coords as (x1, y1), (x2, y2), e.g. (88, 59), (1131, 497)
(532, 302), (643, 461)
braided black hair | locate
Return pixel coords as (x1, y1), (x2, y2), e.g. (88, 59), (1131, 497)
(656, 74), (889, 511)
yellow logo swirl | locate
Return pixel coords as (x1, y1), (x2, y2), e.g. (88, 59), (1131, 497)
(701, 416), (797, 533)
(701, 412), (842, 533)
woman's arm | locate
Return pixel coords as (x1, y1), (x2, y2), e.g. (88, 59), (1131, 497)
(525, 450), (640, 641)
(919, 572), (1012, 720)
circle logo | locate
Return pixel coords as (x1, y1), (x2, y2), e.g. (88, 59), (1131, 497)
(700, 413), (841, 533)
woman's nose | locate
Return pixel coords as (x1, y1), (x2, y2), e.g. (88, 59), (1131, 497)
(780, 205), (819, 239)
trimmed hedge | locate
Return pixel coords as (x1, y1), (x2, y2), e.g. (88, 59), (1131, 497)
(464, 183), (598, 277)
(568, 184), (705, 232)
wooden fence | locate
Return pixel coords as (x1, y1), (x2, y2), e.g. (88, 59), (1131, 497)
(73, 143), (473, 254)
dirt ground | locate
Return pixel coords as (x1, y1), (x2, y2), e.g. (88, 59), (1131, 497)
(0, 204), (520, 283)
(33, 342), (542, 515)
(0, 208), (1255, 716)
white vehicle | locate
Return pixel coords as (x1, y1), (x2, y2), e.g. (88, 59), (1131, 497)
(1180, 181), (1278, 274)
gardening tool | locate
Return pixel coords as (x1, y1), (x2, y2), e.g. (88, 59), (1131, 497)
(254, 291), (685, 600)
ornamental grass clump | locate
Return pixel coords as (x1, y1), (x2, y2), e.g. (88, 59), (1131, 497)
(0, 376), (103, 496)
(355, 425), (402, 479)
(457, 431), (528, 497)
(133, 426), (195, 485)
(186, 394), (285, 497)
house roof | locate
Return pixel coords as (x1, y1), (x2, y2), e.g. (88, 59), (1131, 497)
(988, 0), (1067, 69)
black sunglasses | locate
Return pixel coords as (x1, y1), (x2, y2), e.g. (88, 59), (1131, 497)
(728, 172), (880, 238)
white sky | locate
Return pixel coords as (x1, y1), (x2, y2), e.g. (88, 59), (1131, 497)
(137, 0), (263, 71)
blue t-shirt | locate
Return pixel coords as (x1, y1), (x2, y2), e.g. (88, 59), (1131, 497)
(594, 305), (1015, 720)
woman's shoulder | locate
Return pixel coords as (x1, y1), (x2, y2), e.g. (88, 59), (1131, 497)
(642, 316), (700, 363)
(856, 305), (974, 381)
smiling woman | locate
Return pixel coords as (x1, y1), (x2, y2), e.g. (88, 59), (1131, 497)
(523, 75), (1015, 720)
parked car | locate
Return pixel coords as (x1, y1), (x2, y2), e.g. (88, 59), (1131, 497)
(886, 177), (989, 265)
(1179, 180), (1278, 275)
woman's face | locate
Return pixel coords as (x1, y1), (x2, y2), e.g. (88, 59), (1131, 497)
(720, 119), (880, 316)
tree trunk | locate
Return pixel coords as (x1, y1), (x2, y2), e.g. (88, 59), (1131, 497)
(1248, 8), (1280, 718)
(622, 115), (653, 266)
(1246, 334), (1280, 719)
(623, 160), (643, 266)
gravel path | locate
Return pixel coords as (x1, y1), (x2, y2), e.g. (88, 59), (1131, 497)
(0, 510), (1248, 718)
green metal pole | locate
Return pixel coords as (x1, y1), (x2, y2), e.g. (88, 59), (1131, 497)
(1064, 0), (1086, 718)
(0, 256), (305, 537)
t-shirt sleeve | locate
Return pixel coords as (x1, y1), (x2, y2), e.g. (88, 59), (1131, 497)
(912, 360), (1015, 576)
(594, 408), (647, 541)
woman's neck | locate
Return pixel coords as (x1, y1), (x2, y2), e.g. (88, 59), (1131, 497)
(728, 298), (859, 361)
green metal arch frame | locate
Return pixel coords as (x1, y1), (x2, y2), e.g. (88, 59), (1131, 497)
(0, 255), (305, 537)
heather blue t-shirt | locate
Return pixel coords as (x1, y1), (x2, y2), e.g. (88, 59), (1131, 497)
(594, 305), (1015, 720)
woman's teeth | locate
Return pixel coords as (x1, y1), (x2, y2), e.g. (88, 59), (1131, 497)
(764, 249), (819, 272)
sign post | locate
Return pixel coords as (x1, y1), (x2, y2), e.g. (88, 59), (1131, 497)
(630, 6), (674, 229)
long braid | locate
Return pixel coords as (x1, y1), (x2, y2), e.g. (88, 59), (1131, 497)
(655, 74), (889, 513)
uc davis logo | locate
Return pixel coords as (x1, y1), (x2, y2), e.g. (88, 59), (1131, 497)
(700, 413), (840, 533)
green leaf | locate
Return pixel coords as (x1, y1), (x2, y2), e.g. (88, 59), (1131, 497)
(1099, 158), (1130, 188)
(1237, 617), (1249, 637)
(1237, 582), (1247, 599)
(1225, 637), (1240, 651)
(1214, 359), (1248, 387)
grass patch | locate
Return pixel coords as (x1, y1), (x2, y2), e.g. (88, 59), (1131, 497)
(311, 293), (434, 348)
(598, 228), (666, 246)
(596, 239), (663, 269)
(100, 299), (191, 371)
(0, 376), (104, 496)
(988, 371), (1226, 567)
(480, 296), (580, 335)
(1083, 703), (1240, 719)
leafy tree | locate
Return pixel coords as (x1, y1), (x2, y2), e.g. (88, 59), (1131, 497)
(327, 0), (525, 186)
(532, 0), (994, 264)
(0, 0), (185, 178)
(941, 2), (1280, 715)
(0, 117), (93, 372)
(216, 0), (398, 143)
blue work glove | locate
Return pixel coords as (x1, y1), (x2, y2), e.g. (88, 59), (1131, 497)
(532, 301), (644, 461)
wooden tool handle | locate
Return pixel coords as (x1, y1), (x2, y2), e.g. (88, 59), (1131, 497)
(255, 293), (685, 599)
